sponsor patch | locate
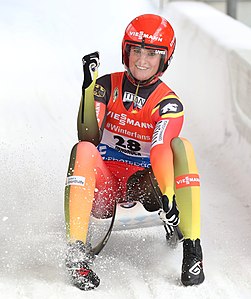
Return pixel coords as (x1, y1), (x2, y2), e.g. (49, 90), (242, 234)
(151, 120), (169, 147)
(113, 87), (119, 102)
(106, 111), (153, 129)
(159, 98), (183, 116)
(175, 174), (200, 189)
(162, 102), (178, 113)
(94, 84), (106, 98)
(123, 91), (146, 109)
(129, 31), (163, 42)
(65, 176), (86, 186)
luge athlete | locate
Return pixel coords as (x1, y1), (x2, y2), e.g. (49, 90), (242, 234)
(64, 14), (205, 290)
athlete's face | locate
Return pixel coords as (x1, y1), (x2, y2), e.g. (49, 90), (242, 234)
(128, 46), (161, 81)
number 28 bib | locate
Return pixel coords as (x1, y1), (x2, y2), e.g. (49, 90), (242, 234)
(97, 72), (173, 168)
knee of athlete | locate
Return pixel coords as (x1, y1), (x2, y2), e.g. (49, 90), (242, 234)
(171, 137), (183, 151)
(76, 141), (98, 157)
(171, 137), (193, 152)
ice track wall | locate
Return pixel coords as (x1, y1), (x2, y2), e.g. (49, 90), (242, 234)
(162, 2), (251, 149)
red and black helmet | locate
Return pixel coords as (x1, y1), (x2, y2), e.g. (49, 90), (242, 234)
(122, 14), (176, 85)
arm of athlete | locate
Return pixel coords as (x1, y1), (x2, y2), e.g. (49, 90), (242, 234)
(77, 52), (104, 145)
(92, 74), (112, 139)
(150, 95), (184, 205)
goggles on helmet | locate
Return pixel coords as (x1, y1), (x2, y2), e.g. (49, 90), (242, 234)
(122, 14), (176, 85)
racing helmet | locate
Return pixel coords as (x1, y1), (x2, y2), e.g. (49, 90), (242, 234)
(122, 14), (176, 85)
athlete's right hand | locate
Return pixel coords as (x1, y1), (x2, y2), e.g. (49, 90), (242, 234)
(82, 52), (100, 72)
(82, 52), (100, 88)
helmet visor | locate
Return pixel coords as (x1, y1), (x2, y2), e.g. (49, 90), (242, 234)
(124, 43), (167, 75)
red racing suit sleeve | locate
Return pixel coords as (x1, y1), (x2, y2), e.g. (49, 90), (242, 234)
(150, 95), (184, 201)
(92, 74), (112, 140)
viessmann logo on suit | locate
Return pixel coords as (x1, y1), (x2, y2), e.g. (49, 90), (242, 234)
(107, 111), (153, 128)
(175, 174), (200, 189)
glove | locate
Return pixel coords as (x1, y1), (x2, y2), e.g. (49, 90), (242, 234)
(82, 51), (100, 89)
(158, 195), (180, 227)
(163, 222), (175, 239)
(78, 52), (100, 144)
